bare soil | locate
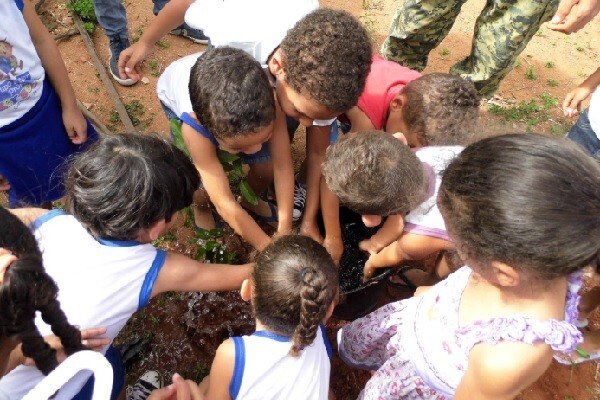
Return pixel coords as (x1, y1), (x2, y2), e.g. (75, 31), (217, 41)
(27, 0), (600, 398)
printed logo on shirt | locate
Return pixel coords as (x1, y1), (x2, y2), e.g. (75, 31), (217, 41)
(0, 39), (38, 112)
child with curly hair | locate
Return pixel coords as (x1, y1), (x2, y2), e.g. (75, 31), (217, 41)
(0, 0), (96, 208)
(339, 133), (599, 399)
(120, 3), (372, 243)
(0, 206), (109, 379)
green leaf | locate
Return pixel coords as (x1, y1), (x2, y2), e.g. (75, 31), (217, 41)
(239, 180), (258, 205)
(217, 149), (239, 164)
(194, 247), (206, 261)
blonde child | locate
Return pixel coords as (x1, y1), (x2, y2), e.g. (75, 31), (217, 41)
(339, 133), (597, 399)
(0, 0), (96, 208)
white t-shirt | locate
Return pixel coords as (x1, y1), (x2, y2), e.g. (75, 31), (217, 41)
(589, 87), (600, 138)
(0, 210), (165, 399)
(0, 0), (44, 126)
(231, 326), (332, 400)
(404, 146), (463, 241)
(157, 52), (202, 117)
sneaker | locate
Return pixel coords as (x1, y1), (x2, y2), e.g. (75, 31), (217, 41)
(126, 370), (161, 400)
(108, 36), (137, 86)
(169, 23), (209, 44)
(293, 180), (306, 221)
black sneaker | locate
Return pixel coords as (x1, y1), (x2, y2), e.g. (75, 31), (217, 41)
(293, 180), (306, 221)
(108, 36), (137, 86)
(126, 370), (161, 400)
(169, 23), (209, 44)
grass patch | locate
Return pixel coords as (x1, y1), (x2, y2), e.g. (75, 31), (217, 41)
(525, 66), (537, 80)
(488, 93), (559, 127)
(547, 79), (559, 88)
(439, 48), (450, 56)
(545, 61), (555, 69)
(67, 0), (97, 33)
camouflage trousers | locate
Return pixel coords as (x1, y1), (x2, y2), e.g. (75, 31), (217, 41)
(381, 0), (558, 97)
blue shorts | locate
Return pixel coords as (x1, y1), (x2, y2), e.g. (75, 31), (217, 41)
(72, 345), (124, 400)
(567, 108), (600, 160)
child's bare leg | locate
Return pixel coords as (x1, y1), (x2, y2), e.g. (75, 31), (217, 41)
(193, 188), (216, 230)
(395, 234), (454, 286)
(243, 162), (277, 219)
(578, 285), (600, 321)
(359, 215), (403, 254)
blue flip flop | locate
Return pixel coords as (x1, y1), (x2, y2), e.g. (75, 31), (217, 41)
(245, 200), (278, 224)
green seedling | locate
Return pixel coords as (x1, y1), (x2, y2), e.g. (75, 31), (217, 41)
(189, 227), (236, 264)
(525, 66), (537, 80)
(545, 61), (554, 69)
(124, 100), (145, 127)
(156, 39), (170, 49)
(440, 48), (450, 56)
(547, 79), (559, 88)
(68, 0), (97, 33)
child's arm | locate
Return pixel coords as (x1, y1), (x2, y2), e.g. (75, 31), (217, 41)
(198, 339), (235, 400)
(9, 207), (49, 226)
(151, 252), (252, 296)
(359, 215), (404, 255)
(269, 107), (294, 235)
(23, 1), (87, 144)
(455, 342), (552, 400)
(564, 66), (600, 117)
(364, 234), (453, 279)
(320, 178), (343, 265)
(148, 373), (204, 400)
(344, 106), (376, 132)
(183, 124), (271, 251)
(299, 124), (332, 243)
(118, 0), (194, 81)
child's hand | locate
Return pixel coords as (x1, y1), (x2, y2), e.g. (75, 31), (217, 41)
(299, 223), (324, 244)
(363, 256), (376, 280)
(0, 175), (10, 191)
(118, 43), (150, 82)
(323, 236), (343, 266)
(563, 86), (593, 117)
(148, 373), (204, 400)
(359, 238), (383, 255)
(62, 106), (88, 144)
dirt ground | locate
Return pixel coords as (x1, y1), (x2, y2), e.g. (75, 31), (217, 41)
(27, 0), (600, 398)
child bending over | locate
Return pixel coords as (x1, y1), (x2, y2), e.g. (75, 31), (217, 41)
(0, 134), (252, 399)
(119, 2), (372, 245)
(0, 0), (96, 208)
(321, 74), (479, 266)
(158, 47), (291, 251)
(148, 235), (338, 400)
(322, 132), (461, 283)
(339, 133), (598, 399)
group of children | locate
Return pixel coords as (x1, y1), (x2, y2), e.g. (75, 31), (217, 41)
(2, 0), (600, 399)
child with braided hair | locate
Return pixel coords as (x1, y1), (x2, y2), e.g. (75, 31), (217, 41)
(0, 206), (108, 378)
(193, 235), (338, 400)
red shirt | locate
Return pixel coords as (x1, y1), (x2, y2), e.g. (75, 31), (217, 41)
(357, 54), (421, 130)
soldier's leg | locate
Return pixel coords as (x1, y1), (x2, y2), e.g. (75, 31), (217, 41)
(451, 0), (559, 97)
(381, 0), (466, 71)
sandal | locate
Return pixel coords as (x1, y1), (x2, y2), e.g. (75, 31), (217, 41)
(244, 200), (278, 224)
(554, 347), (600, 365)
(386, 266), (423, 292)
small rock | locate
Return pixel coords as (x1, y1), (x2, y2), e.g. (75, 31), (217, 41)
(141, 76), (150, 84)
(79, 55), (88, 63)
(82, 102), (93, 110)
(62, 17), (73, 25)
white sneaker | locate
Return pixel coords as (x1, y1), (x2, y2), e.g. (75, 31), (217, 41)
(126, 370), (161, 400)
(293, 180), (306, 221)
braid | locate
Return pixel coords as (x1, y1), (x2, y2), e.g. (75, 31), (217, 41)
(40, 300), (85, 356)
(289, 268), (330, 356)
(19, 320), (58, 375)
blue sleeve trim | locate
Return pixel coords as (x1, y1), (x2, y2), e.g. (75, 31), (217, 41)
(229, 337), (245, 399)
(251, 330), (290, 342)
(30, 209), (65, 231)
(320, 324), (332, 359)
(138, 250), (167, 309)
(97, 239), (141, 247)
(15, 0), (24, 12)
(180, 112), (219, 147)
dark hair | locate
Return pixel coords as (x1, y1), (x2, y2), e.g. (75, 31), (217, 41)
(322, 131), (425, 216)
(439, 133), (600, 280)
(402, 73), (480, 146)
(189, 47), (275, 139)
(280, 9), (372, 113)
(252, 235), (338, 356)
(0, 207), (85, 375)
(65, 133), (200, 240)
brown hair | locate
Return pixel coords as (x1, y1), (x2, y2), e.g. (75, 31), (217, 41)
(280, 9), (372, 113)
(402, 73), (480, 146)
(322, 131), (425, 216)
(252, 235), (338, 356)
(439, 133), (600, 280)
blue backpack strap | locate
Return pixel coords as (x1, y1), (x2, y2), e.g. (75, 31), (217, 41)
(180, 112), (219, 147)
(15, 0), (24, 12)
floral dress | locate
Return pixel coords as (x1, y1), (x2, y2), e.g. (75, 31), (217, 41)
(338, 266), (583, 399)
